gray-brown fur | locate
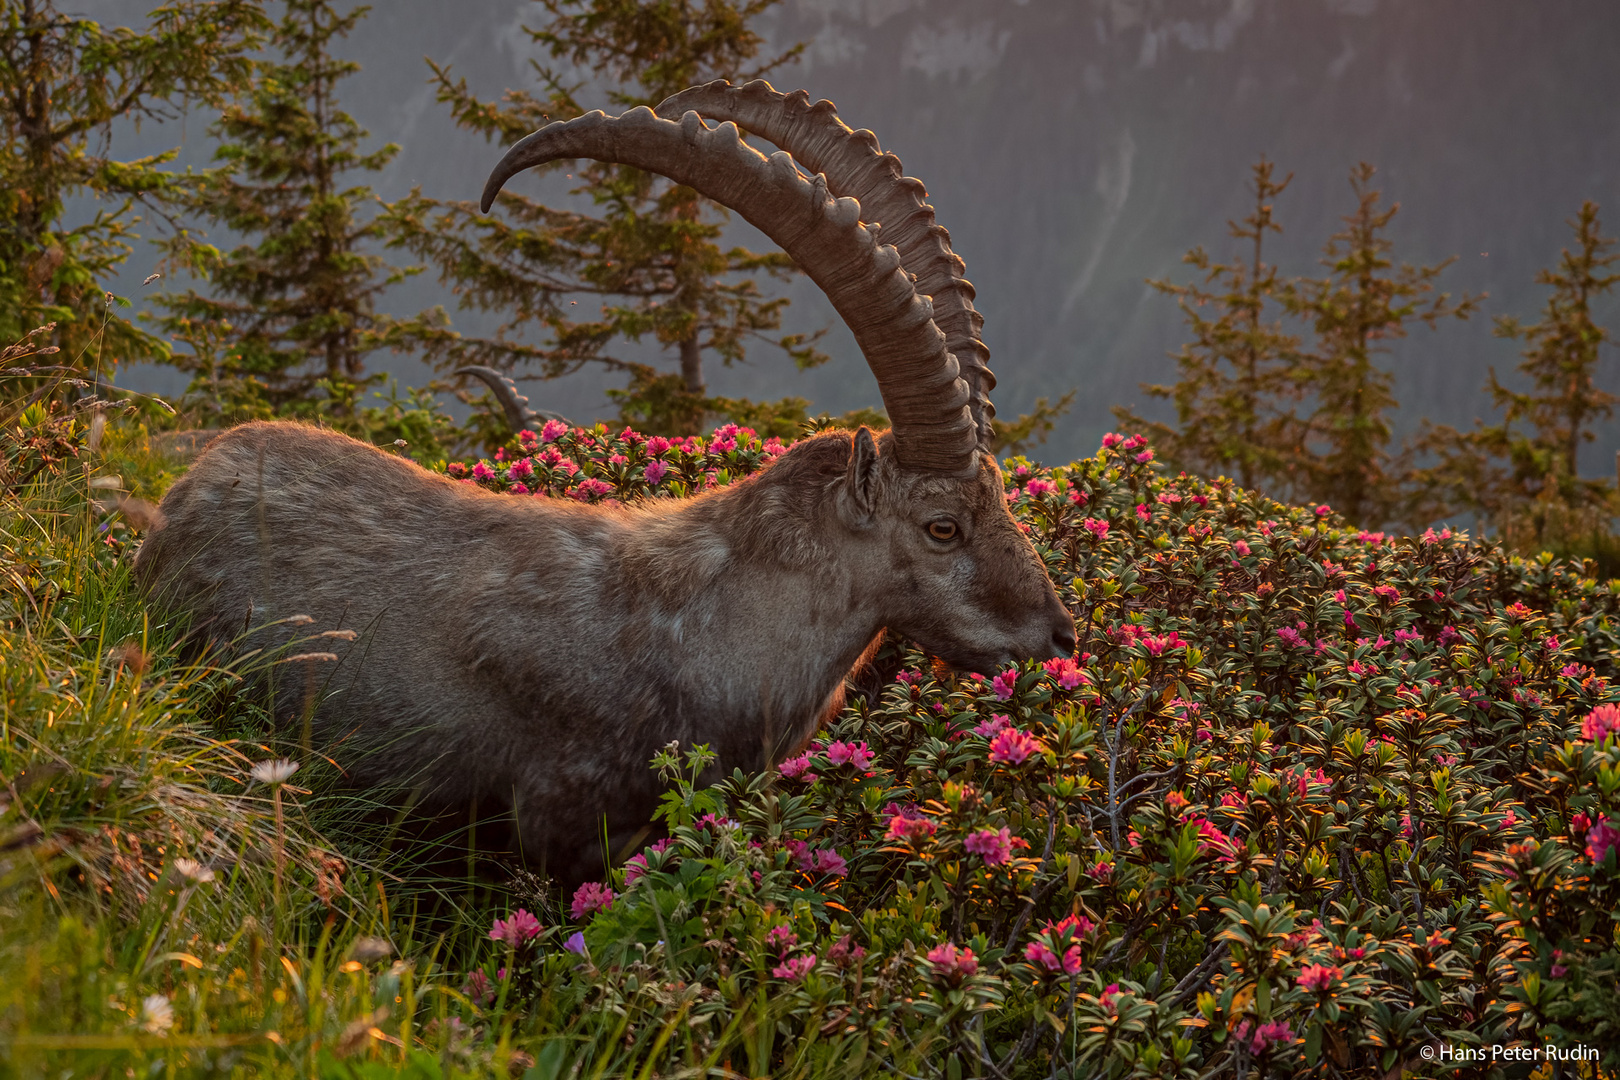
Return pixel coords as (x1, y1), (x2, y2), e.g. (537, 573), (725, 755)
(135, 420), (1074, 882)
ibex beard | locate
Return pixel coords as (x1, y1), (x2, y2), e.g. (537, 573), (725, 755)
(135, 420), (1074, 885)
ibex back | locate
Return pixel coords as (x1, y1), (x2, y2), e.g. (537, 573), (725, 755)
(136, 82), (1076, 883)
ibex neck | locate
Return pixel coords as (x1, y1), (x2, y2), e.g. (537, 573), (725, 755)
(609, 481), (880, 764)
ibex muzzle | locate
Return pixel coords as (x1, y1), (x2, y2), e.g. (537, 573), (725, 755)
(136, 82), (1075, 884)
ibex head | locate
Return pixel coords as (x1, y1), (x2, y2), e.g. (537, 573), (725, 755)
(480, 81), (1075, 673)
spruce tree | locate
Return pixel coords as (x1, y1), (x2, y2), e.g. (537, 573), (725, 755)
(383, 0), (825, 436)
(1411, 202), (1618, 537)
(152, 0), (441, 422)
(1114, 160), (1307, 496)
(1485, 201), (1618, 509)
(0, 0), (264, 369)
(1288, 162), (1476, 527)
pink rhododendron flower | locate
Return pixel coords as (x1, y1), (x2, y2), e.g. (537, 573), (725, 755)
(539, 418), (568, 443)
(1086, 860), (1114, 882)
(927, 942), (979, 982)
(1024, 938), (1084, 976)
(1135, 449), (1154, 464)
(1582, 704), (1620, 742)
(989, 726), (1045, 765)
(644, 460), (669, 485)
(1082, 518), (1109, 540)
(570, 881), (616, 920)
(1291, 767), (1329, 797)
(1102, 433), (1122, 448)
(570, 478), (613, 501)
(884, 804), (938, 842)
(1297, 964), (1341, 992)
(1315, 505), (1331, 517)
(1042, 657), (1088, 689)
(509, 482), (530, 495)
(1234, 1020), (1295, 1055)
(645, 436), (671, 456)
(766, 925), (798, 954)
(827, 935), (866, 967)
(991, 668), (1019, 700)
(623, 839), (675, 886)
(1025, 477), (1055, 497)
(964, 827), (1024, 866)
(1189, 817), (1235, 858)
(1233, 540), (1251, 556)
(778, 753), (817, 782)
(695, 812), (738, 832)
(489, 908), (541, 946)
(1586, 818), (1620, 864)
(1136, 503), (1151, 521)
(975, 713), (1011, 738)
(886, 813), (937, 842)
(1069, 489), (1089, 506)
(463, 970), (494, 1005)
(825, 740), (875, 770)
(472, 461), (496, 482)
(813, 848), (848, 876)
(1276, 626), (1306, 648)
(1142, 632), (1185, 656)
(507, 458), (534, 480)
(772, 954), (817, 980)
(1122, 434), (1145, 450)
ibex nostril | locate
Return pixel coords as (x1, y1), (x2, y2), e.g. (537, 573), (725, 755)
(1052, 628), (1078, 658)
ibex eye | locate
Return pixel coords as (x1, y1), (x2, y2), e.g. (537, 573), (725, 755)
(927, 520), (958, 542)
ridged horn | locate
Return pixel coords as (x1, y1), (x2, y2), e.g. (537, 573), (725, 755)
(453, 365), (572, 432)
(480, 106), (978, 474)
(654, 79), (996, 451)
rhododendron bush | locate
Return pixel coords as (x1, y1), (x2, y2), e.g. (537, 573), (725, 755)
(453, 425), (1620, 1076)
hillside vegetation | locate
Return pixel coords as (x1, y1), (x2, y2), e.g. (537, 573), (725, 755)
(3, 400), (1618, 1078)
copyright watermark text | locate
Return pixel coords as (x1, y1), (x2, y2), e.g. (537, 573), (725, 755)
(1421, 1042), (1603, 1064)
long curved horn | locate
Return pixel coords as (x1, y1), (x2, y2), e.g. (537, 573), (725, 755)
(654, 79), (995, 451)
(480, 106), (977, 474)
(452, 365), (572, 432)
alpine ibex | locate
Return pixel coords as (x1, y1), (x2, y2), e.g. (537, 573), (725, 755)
(136, 81), (1076, 883)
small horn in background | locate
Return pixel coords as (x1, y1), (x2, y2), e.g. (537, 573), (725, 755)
(452, 365), (572, 433)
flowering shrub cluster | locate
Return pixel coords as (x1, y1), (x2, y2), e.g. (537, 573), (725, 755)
(450, 425), (1620, 1076)
(446, 419), (785, 504)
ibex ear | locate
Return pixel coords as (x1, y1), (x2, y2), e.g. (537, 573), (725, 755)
(842, 427), (880, 524)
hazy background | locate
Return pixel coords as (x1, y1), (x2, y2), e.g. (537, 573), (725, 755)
(83, 0), (1620, 470)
